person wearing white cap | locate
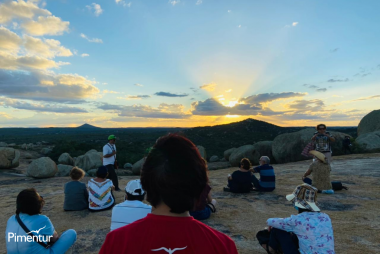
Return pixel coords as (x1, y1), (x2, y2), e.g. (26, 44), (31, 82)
(110, 180), (151, 231)
(256, 184), (335, 254)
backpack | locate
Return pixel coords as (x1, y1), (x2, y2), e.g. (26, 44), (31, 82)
(331, 181), (348, 191)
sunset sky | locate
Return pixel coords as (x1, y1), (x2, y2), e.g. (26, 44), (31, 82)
(0, 0), (379, 128)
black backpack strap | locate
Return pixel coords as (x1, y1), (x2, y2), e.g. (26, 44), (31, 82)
(16, 214), (50, 249)
(107, 144), (116, 159)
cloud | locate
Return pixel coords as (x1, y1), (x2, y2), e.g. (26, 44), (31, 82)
(122, 95), (151, 100)
(21, 15), (69, 36)
(0, 69), (99, 102)
(0, 26), (22, 53)
(0, 97), (87, 113)
(97, 102), (190, 119)
(134, 83), (143, 87)
(0, 0), (51, 24)
(352, 95), (380, 101)
(327, 78), (349, 83)
(199, 83), (216, 91)
(24, 35), (72, 58)
(103, 90), (119, 94)
(303, 84), (327, 92)
(81, 53), (89, 57)
(0, 51), (68, 70)
(225, 89), (232, 93)
(196, 0), (202, 5)
(169, 0), (180, 6)
(115, 0), (131, 7)
(286, 99), (325, 111)
(292, 22), (298, 26)
(80, 33), (103, 43)
(86, 3), (103, 17)
(238, 25), (242, 28)
(316, 88), (327, 92)
(154, 92), (189, 97)
(330, 48), (339, 53)
(228, 10), (231, 13)
(239, 92), (306, 105)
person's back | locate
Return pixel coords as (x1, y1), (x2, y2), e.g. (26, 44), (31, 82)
(6, 213), (53, 254)
(102, 214), (237, 253)
(310, 161), (332, 190)
(253, 164), (276, 192)
(64, 181), (88, 211)
(229, 170), (252, 193)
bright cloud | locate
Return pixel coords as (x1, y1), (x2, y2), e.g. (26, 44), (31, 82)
(196, 0), (202, 5)
(21, 15), (69, 36)
(0, 51), (68, 70)
(134, 83), (143, 87)
(86, 3), (103, 17)
(116, 0), (132, 7)
(80, 33), (103, 43)
(292, 22), (298, 26)
(81, 53), (89, 57)
(103, 90), (119, 94)
(24, 35), (72, 58)
(0, 27), (22, 53)
(0, 0), (51, 24)
(121, 95), (151, 100)
(200, 83), (216, 91)
(169, 0), (180, 6)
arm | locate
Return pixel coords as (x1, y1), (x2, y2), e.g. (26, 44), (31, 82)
(50, 231), (59, 244)
(325, 133), (335, 142)
(103, 145), (116, 158)
(311, 134), (318, 141)
(267, 216), (296, 232)
(302, 168), (312, 180)
(103, 151), (116, 158)
(206, 191), (213, 203)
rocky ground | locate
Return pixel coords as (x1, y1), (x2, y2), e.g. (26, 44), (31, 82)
(1, 153), (379, 254)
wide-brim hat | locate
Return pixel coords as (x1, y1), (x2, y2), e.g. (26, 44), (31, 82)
(309, 150), (326, 163)
(286, 184), (320, 212)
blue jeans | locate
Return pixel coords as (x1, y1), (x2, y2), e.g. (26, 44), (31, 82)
(190, 206), (211, 220)
(50, 229), (77, 254)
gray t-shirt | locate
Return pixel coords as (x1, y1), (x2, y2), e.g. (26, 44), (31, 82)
(64, 181), (89, 211)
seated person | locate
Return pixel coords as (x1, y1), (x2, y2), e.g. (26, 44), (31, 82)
(6, 188), (77, 254)
(110, 179), (152, 231)
(302, 150), (334, 194)
(251, 156), (276, 192)
(88, 166), (115, 211)
(190, 160), (217, 220)
(99, 134), (238, 254)
(225, 158), (253, 193)
(256, 184), (335, 254)
(64, 167), (89, 211)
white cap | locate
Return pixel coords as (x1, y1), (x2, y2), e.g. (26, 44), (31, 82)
(125, 179), (145, 196)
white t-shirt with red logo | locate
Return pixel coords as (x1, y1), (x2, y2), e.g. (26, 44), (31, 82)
(99, 214), (238, 254)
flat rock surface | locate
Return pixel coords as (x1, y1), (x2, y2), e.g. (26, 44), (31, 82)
(1, 154), (380, 254)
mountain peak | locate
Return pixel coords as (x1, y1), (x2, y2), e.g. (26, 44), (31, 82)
(77, 123), (99, 129)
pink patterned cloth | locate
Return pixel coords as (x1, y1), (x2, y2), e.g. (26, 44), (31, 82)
(267, 212), (335, 254)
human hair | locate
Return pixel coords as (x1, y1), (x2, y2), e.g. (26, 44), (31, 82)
(16, 188), (45, 215)
(316, 124), (326, 130)
(96, 168), (108, 178)
(240, 158), (251, 170)
(69, 167), (85, 180)
(260, 156), (270, 164)
(298, 208), (313, 214)
(140, 134), (208, 214)
(126, 192), (145, 201)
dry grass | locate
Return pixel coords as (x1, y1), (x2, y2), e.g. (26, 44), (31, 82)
(1, 153), (379, 253)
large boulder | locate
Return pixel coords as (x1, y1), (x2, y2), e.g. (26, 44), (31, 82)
(272, 128), (351, 163)
(252, 141), (275, 163)
(40, 147), (52, 155)
(224, 148), (236, 161)
(56, 164), (73, 177)
(58, 153), (75, 166)
(196, 146), (207, 160)
(0, 148), (20, 169)
(357, 110), (380, 136)
(85, 149), (98, 155)
(87, 168), (97, 177)
(355, 131), (380, 152)
(210, 155), (219, 162)
(132, 158), (145, 175)
(75, 151), (102, 171)
(0, 142), (7, 147)
(24, 153), (33, 159)
(229, 145), (255, 167)
(27, 157), (57, 178)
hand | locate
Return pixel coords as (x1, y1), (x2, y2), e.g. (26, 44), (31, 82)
(112, 151), (116, 155)
(268, 226), (272, 232)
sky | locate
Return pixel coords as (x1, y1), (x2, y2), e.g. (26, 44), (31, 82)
(0, 0), (379, 128)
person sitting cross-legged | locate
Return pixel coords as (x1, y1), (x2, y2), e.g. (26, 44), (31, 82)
(110, 179), (152, 231)
(99, 134), (238, 254)
(64, 167), (88, 211)
(251, 156), (276, 192)
(302, 150), (334, 194)
(256, 184), (335, 254)
(88, 166), (115, 212)
(225, 158), (253, 193)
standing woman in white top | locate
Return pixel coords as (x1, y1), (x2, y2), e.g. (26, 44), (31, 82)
(103, 135), (120, 191)
(88, 166), (115, 211)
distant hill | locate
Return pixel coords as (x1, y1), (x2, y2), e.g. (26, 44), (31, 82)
(77, 123), (99, 129)
(182, 118), (304, 159)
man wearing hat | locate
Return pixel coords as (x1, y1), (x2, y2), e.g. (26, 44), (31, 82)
(110, 180), (151, 231)
(103, 135), (120, 191)
(311, 124), (335, 164)
(302, 150), (334, 194)
(256, 184), (335, 254)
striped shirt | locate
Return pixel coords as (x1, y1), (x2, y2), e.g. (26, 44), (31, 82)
(253, 164), (276, 191)
(111, 200), (151, 231)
